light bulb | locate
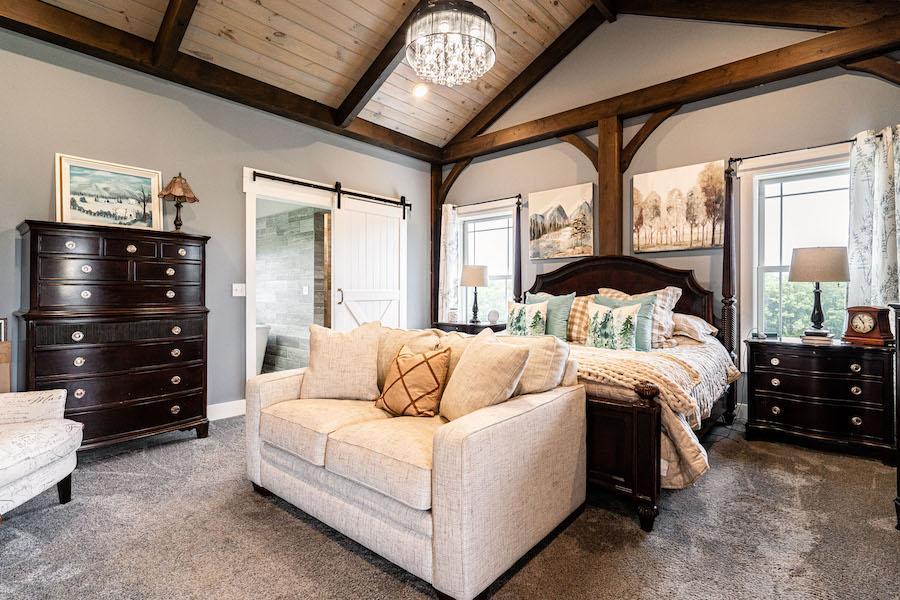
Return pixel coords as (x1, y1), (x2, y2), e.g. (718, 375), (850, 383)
(413, 83), (429, 98)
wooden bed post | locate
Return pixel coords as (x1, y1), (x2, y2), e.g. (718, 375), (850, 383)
(722, 160), (738, 424)
(514, 197), (523, 302)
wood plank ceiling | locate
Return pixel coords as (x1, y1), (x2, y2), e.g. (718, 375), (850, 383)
(41, 0), (592, 147)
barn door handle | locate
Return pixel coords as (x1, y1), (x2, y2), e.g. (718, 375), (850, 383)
(337, 288), (344, 305)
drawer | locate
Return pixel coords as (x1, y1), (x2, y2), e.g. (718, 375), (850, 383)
(751, 372), (882, 405)
(753, 349), (885, 378)
(38, 283), (202, 308)
(104, 238), (157, 258)
(135, 261), (202, 283)
(70, 393), (204, 444)
(34, 339), (204, 378)
(37, 364), (205, 411)
(161, 242), (202, 260)
(39, 256), (129, 282)
(34, 317), (205, 346)
(754, 395), (889, 442)
(38, 234), (100, 255)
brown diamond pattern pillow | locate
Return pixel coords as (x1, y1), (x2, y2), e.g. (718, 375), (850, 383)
(375, 345), (451, 417)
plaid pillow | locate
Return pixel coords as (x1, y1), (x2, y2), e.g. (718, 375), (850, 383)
(566, 295), (595, 344)
(597, 286), (682, 348)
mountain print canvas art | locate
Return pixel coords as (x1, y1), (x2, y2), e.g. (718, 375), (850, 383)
(56, 154), (162, 230)
(528, 182), (593, 260)
(632, 160), (725, 253)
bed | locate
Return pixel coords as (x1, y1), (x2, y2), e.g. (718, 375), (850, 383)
(524, 253), (739, 532)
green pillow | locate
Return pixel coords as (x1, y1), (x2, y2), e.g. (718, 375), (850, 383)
(592, 294), (657, 351)
(526, 292), (575, 340)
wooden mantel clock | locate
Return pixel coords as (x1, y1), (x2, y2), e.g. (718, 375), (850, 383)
(842, 306), (894, 346)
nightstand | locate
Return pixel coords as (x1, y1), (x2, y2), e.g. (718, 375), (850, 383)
(432, 322), (506, 335)
(745, 337), (895, 463)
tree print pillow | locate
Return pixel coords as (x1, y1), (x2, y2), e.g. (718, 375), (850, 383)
(507, 300), (548, 336)
(585, 302), (644, 351)
(593, 294), (657, 351)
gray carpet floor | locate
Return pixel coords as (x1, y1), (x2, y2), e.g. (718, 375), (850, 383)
(1, 406), (898, 600)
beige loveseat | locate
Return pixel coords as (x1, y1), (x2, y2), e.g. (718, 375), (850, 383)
(245, 327), (586, 600)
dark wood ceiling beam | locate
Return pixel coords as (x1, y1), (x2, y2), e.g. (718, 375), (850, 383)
(441, 14), (900, 163)
(448, 6), (606, 143)
(152, 0), (197, 68)
(0, 0), (441, 162)
(843, 55), (900, 85)
(335, 1), (423, 128)
(558, 134), (598, 169)
(438, 159), (473, 202)
(620, 106), (679, 171)
(593, 1), (617, 22)
(615, 0), (900, 30)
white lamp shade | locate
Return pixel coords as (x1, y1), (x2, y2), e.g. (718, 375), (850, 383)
(788, 246), (850, 282)
(460, 265), (488, 287)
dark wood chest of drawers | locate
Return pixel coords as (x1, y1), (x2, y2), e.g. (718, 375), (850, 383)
(745, 338), (895, 462)
(17, 220), (210, 450)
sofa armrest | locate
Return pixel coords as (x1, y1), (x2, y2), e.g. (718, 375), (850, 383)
(431, 385), (586, 600)
(246, 368), (304, 484)
(0, 390), (68, 425)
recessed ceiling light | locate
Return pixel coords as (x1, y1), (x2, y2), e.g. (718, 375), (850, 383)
(413, 83), (429, 98)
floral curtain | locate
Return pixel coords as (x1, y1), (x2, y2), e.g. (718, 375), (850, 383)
(848, 125), (900, 307)
(438, 204), (459, 321)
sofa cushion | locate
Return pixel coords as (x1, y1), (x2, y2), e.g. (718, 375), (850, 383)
(260, 399), (390, 466)
(437, 328), (492, 379)
(301, 323), (381, 401)
(0, 419), (83, 488)
(376, 345), (451, 417)
(377, 327), (443, 390)
(325, 416), (445, 511)
(496, 335), (570, 395)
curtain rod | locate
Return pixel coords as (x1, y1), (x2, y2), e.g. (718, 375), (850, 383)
(458, 193), (523, 207)
(730, 132), (883, 164)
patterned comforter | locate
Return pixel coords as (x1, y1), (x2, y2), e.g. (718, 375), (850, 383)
(570, 336), (740, 489)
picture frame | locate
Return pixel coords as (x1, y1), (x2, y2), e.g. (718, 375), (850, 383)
(632, 160), (725, 253)
(55, 153), (163, 230)
(528, 182), (594, 260)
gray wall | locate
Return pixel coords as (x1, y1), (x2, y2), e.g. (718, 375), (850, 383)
(447, 16), (900, 312)
(0, 30), (431, 404)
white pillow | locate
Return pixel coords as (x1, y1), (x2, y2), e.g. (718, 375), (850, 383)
(596, 286), (682, 348)
(300, 322), (381, 400)
(496, 335), (570, 395)
(507, 300), (548, 336)
(672, 313), (718, 342)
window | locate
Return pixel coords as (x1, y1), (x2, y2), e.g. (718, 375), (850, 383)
(459, 211), (514, 322)
(757, 165), (850, 337)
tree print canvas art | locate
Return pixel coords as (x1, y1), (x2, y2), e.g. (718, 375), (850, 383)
(632, 160), (725, 253)
(528, 182), (594, 260)
(507, 301), (548, 336)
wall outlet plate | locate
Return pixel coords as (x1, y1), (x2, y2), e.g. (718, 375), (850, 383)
(232, 283), (247, 297)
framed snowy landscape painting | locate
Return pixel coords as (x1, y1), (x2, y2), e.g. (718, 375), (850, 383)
(528, 182), (594, 260)
(56, 154), (162, 230)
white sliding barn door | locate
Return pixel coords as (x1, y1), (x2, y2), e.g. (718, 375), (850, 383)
(332, 197), (407, 331)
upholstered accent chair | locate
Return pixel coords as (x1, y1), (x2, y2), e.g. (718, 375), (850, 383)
(0, 390), (83, 521)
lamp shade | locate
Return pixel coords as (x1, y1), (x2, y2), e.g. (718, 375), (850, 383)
(460, 265), (488, 287)
(159, 172), (199, 204)
(788, 246), (850, 282)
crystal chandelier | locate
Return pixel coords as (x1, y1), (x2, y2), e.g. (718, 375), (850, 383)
(406, 1), (496, 88)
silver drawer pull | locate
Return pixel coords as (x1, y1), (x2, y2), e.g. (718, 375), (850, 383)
(80, 290), (92, 299)
(850, 363), (862, 373)
(171, 325), (182, 335)
(850, 416), (863, 426)
(178, 247), (187, 257)
(73, 357), (85, 367)
(81, 264), (93, 274)
(166, 267), (176, 276)
(171, 348), (181, 357)
(170, 404), (181, 415)
(65, 240), (77, 250)
(74, 388), (86, 399)
(71, 331), (84, 342)
(166, 290), (176, 299)
(171, 375), (182, 385)
(771, 377), (781, 387)
(771, 405), (782, 416)
(126, 244), (137, 254)
(850, 385), (862, 396)
(770, 357), (780, 366)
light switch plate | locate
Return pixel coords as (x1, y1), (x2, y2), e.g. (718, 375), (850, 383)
(302, 285), (309, 295)
(232, 283), (247, 297)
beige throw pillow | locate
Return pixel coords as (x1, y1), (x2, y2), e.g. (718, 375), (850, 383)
(496, 335), (570, 395)
(375, 345), (451, 417)
(440, 335), (529, 421)
(437, 328), (492, 379)
(566, 295), (596, 344)
(376, 327), (443, 390)
(300, 322), (381, 401)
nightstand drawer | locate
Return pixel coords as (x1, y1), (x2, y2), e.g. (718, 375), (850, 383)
(755, 395), (889, 441)
(750, 372), (882, 405)
(753, 349), (885, 377)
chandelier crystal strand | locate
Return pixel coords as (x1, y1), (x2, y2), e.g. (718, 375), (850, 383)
(406, 1), (496, 88)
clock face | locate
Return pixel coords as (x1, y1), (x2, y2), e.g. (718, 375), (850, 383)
(851, 313), (876, 334)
